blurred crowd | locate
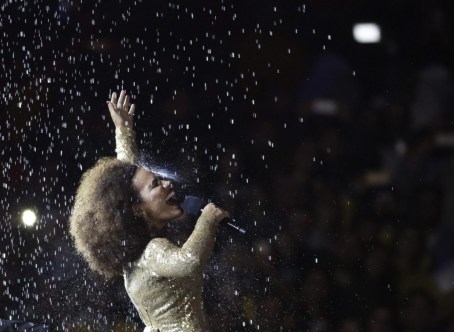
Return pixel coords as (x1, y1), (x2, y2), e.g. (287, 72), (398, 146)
(197, 51), (454, 331)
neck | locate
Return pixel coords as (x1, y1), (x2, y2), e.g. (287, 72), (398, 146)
(148, 221), (166, 236)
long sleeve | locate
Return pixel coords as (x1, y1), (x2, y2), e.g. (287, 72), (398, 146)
(140, 215), (219, 278)
(115, 127), (138, 163)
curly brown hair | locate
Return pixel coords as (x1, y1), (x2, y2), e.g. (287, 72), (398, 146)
(69, 157), (151, 279)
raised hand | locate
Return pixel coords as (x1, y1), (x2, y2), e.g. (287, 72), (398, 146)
(107, 90), (136, 129)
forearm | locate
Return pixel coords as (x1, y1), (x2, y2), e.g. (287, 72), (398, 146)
(108, 90), (138, 163)
(143, 217), (219, 277)
(115, 126), (138, 163)
(141, 205), (225, 278)
(181, 214), (220, 269)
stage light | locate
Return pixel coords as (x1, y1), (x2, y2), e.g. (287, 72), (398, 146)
(21, 209), (37, 227)
(353, 23), (381, 43)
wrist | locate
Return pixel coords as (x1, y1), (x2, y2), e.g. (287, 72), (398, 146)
(115, 127), (136, 138)
(116, 125), (134, 131)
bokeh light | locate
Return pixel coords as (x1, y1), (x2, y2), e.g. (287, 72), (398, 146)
(353, 23), (381, 43)
(21, 209), (37, 227)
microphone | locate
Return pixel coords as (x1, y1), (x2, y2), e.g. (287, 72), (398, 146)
(181, 196), (246, 234)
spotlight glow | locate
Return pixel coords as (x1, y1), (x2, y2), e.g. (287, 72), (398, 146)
(353, 23), (381, 43)
(22, 209), (37, 227)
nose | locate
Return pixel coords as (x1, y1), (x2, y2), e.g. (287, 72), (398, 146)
(161, 179), (171, 189)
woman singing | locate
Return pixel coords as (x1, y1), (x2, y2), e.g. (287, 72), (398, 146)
(69, 90), (228, 332)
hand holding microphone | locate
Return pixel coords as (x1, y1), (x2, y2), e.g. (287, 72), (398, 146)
(181, 196), (246, 234)
(201, 203), (230, 223)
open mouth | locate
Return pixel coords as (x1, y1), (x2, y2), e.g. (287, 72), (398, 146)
(165, 192), (180, 205)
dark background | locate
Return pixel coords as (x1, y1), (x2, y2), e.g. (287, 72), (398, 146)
(1, 0), (453, 331)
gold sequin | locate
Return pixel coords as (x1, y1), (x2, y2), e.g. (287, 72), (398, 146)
(124, 218), (218, 331)
(115, 127), (138, 164)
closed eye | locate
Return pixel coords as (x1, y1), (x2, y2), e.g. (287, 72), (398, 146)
(149, 176), (162, 189)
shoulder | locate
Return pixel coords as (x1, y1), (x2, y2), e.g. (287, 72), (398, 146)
(146, 237), (175, 248)
(125, 238), (175, 273)
(142, 237), (177, 258)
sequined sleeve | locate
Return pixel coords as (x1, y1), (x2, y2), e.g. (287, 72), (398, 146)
(115, 127), (138, 164)
(141, 215), (219, 278)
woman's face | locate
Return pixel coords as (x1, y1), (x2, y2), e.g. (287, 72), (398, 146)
(131, 167), (183, 229)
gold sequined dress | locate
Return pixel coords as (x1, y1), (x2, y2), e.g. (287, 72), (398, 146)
(116, 127), (219, 332)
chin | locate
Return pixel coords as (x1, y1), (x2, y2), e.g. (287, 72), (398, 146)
(165, 205), (183, 219)
(174, 206), (184, 218)
(168, 206), (184, 221)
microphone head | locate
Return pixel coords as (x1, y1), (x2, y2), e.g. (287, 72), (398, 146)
(181, 196), (204, 216)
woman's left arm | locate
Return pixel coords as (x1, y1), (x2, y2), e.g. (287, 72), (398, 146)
(107, 90), (138, 163)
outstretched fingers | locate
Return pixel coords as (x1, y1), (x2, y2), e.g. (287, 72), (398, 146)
(123, 94), (130, 110)
(117, 90), (126, 109)
(107, 90), (135, 129)
(110, 91), (117, 105)
(128, 103), (136, 115)
(107, 100), (117, 115)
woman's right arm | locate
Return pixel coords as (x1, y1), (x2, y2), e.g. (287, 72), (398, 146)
(141, 204), (229, 278)
(107, 90), (138, 164)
